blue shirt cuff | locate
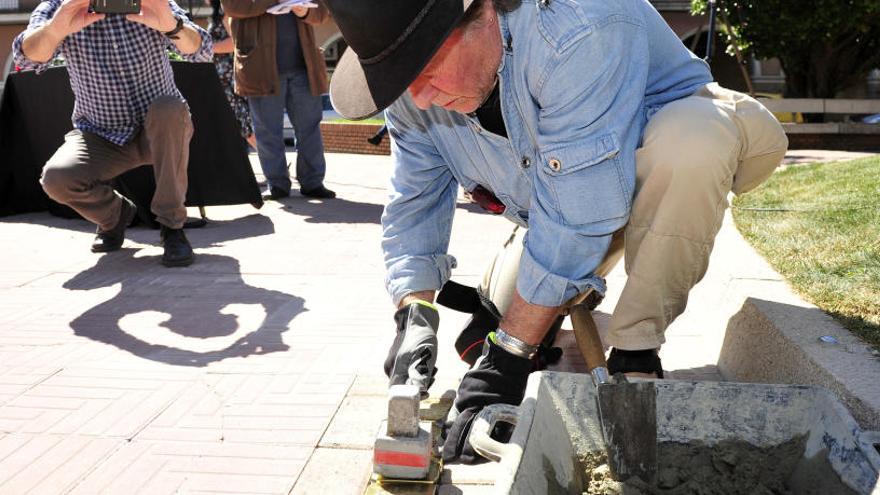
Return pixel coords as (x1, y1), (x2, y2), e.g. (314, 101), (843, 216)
(516, 244), (607, 307)
(385, 254), (458, 306)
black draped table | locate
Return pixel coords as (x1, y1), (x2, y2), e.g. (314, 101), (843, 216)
(0, 62), (262, 224)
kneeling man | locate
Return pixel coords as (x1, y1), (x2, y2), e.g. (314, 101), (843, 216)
(13, 0), (213, 266)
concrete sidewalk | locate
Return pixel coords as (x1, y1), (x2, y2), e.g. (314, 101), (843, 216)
(0, 149), (873, 494)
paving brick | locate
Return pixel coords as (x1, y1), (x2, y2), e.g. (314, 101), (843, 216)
(441, 462), (501, 485)
(291, 447), (373, 495)
(71, 440), (310, 494)
(319, 395), (386, 449)
(0, 434), (121, 494)
(2, 369), (191, 437)
(438, 484), (500, 494)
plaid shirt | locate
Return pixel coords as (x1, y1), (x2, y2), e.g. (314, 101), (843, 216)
(12, 0), (212, 145)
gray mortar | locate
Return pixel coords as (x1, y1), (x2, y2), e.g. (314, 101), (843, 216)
(581, 437), (857, 495)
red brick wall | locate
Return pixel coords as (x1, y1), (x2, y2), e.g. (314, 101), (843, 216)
(320, 122), (390, 155)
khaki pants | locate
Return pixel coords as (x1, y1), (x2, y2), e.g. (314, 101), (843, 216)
(40, 96), (194, 231)
(480, 83), (789, 350)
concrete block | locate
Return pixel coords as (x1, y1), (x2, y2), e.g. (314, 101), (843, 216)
(373, 420), (432, 480)
(719, 291), (880, 430)
(387, 384), (419, 437)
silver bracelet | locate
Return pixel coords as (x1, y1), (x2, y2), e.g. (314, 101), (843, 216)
(494, 328), (539, 360)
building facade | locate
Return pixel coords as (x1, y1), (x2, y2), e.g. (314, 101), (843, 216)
(2, 1), (877, 98)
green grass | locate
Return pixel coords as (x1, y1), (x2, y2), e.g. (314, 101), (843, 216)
(732, 156), (880, 350)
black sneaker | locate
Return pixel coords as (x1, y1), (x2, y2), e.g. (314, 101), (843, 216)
(607, 348), (664, 378)
(160, 226), (194, 267)
(92, 196), (137, 253)
(262, 186), (290, 201)
(300, 185), (336, 199)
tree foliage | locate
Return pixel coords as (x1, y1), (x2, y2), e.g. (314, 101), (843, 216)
(691, 0), (880, 98)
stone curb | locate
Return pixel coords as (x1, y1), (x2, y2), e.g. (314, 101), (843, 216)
(717, 278), (880, 432)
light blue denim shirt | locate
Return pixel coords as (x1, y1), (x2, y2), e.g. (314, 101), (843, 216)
(382, 0), (712, 307)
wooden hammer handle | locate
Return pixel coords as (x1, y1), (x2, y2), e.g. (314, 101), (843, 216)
(569, 303), (607, 373)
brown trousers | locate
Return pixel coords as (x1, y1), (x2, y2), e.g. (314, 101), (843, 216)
(480, 84), (789, 350)
(40, 96), (193, 231)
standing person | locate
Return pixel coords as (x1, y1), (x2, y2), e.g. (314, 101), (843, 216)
(221, 0), (335, 200)
(12, 0), (213, 267)
(324, 0), (788, 463)
(207, 0), (256, 150)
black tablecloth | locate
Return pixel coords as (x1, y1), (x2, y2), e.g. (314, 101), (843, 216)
(0, 62), (262, 222)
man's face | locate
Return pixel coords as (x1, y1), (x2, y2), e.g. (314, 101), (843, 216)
(407, 6), (502, 114)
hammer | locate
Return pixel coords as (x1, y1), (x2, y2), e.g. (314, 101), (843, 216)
(372, 384), (433, 480)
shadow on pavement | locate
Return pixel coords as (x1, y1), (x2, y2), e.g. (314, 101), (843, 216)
(127, 213), (276, 248)
(63, 250), (304, 367)
(279, 196), (384, 224)
(0, 211), (276, 249)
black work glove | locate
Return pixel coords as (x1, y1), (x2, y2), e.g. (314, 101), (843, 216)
(384, 301), (440, 395)
(442, 336), (532, 464)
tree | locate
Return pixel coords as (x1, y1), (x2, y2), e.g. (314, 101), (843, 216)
(691, 0), (880, 99)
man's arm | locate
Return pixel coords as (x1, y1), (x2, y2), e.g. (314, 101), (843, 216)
(127, 0), (210, 57)
(16, 0), (102, 67)
(382, 98), (459, 308)
(398, 290), (436, 309)
(504, 18), (650, 344)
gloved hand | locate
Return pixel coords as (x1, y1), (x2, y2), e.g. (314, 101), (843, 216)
(437, 280), (562, 369)
(384, 301), (440, 395)
(442, 334), (532, 464)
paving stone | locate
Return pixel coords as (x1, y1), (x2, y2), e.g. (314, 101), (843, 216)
(438, 485), (499, 495)
(70, 440), (310, 494)
(320, 394), (387, 449)
(0, 434), (121, 493)
(291, 447), (373, 495)
(441, 462), (501, 485)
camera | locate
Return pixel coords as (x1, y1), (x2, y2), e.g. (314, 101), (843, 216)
(89, 0), (141, 14)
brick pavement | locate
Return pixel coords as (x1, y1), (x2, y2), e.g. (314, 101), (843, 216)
(0, 149), (872, 494)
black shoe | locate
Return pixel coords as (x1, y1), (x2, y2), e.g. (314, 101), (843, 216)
(607, 348), (664, 378)
(300, 185), (336, 199)
(92, 196), (137, 253)
(160, 226), (194, 267)
(262, 186), (290, 201)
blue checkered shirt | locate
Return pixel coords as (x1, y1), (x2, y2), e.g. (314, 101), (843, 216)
(12, 0), (212, 145)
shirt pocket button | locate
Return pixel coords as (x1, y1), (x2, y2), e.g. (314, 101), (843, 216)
(521, 157), (531, 168)
(548, 158), (562, 172)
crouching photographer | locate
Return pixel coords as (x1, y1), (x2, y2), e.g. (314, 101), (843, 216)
(12, 0), (212, 266)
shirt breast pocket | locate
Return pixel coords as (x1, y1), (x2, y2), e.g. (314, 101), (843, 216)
(539, 133), (629, 229)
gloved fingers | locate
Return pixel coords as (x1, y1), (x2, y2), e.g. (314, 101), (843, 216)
(404, 346), (438, 394)
(441, 406), (484, 464)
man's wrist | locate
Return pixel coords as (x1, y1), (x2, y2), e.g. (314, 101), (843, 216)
(45, 19), (70, 42)
(159, 14), (181, 34)
(162, 15), (185, 38)
(492, 328), (538, 360)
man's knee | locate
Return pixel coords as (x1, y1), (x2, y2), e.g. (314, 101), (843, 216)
(145, 96), (190, 130)
(638, 99), (741, 197)
(40, 163), (78, 200)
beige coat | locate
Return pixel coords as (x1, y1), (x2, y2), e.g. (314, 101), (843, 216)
(221, 0), (329, 97)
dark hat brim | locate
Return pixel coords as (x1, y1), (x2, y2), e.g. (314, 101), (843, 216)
(330, 0), (474, 120)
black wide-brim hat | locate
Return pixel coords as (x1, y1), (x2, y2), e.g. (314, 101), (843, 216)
(327, 0), (475, 120)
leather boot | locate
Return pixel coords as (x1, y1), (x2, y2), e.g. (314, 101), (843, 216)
(92, 196), (137, 253)
(160, 226), (194, 267)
